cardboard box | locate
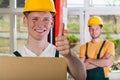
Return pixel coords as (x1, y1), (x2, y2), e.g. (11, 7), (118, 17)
(0, 56), (67, 80)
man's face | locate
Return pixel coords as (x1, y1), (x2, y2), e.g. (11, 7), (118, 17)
(89, 25), (102, 39)
(23, 11), (54, 40)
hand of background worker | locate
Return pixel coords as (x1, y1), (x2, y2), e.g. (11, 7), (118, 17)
(103, 53), (111, 59)
(55, 23), (71, 57)
(85, 61), (97, 70)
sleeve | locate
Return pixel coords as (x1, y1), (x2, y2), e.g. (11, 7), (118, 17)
(79, 44), (86, 58)
(106, 41), (115, 56)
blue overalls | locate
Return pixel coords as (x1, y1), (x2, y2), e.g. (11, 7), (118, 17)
(86, 40), (109, 80)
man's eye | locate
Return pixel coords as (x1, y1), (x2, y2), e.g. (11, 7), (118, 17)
(43, 18), (50, 22)
(32, 18), (38, 21)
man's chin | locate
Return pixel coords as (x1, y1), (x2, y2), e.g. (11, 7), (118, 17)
(92, 36), (100, 39)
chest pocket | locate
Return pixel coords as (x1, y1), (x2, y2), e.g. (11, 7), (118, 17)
(86, 40), (109, 80)
(13, 50), (59, 57)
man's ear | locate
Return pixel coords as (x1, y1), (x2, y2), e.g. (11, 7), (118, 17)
(89, 28), (90, 32)
(23, 16), (28, 27)
(50, 18), (54, 28)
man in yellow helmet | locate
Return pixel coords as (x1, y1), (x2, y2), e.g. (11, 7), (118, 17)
(79, 16), (115, 80)
(13, 0), (86, 80)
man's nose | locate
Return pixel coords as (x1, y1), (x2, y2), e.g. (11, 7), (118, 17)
(92, 29), (96, 33)
(35, 20), (45, 27)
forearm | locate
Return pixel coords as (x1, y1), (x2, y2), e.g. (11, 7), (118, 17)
(86, 53), (114, 67)
(65, 52), (86, 80)
(88, 57), (113, 67)
(80, 58), (97, 70)
(85, 62), (97, 70)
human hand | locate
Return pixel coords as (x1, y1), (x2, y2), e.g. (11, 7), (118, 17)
(85, 58), (92, 63)
(103, 53), (111, 59)
(55, 23), (71, 57)
(85, 61), (97, 70)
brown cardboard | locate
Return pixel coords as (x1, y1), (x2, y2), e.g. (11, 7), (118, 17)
(0, 56), (67, 80)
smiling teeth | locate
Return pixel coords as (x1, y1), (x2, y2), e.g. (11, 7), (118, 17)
(36, 30), (44, 32)
(36, 29), (46, 32)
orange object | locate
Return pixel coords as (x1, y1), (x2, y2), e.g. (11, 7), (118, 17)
(52, 0), (67, 44)
(54, 0), (62, 37)
(54, 0), (67, 36)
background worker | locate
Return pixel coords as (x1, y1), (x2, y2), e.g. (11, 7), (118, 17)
(79, 16), (115, 80)
(13, 0), (86, 80)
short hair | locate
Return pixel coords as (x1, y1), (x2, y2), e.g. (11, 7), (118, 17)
(23, 12), (54, 17)
(88, 24), (103, 28)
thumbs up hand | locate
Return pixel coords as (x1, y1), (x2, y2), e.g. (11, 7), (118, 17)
(55, 23), (71, 57)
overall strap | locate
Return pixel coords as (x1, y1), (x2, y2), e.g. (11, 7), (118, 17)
(55, 50), (59, 57)
(13, 51), (22, 57)
(14, 50), (59, 57)
(85, 42), (88, 59)
(97, 40), (106, 59)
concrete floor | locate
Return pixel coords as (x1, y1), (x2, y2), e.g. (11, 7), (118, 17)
(109, 72), (120, 80)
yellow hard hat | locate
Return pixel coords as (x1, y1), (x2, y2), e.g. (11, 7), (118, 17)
(88, 16), (103, 27)
(23, 0), (56, 15)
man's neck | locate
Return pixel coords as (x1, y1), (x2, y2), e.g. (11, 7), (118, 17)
(92, 37), (102, 43)
(26, 39), (49, 56)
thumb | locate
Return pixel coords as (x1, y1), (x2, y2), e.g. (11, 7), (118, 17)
(58, 23), (64, 36)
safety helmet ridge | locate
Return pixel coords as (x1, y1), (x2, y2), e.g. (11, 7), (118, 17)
(88, 16), (103, 27)
(23, 0), (56, 15)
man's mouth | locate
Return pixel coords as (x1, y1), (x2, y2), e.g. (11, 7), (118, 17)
(35, 28), (46, 33)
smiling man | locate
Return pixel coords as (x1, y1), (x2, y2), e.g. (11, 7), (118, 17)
(13, 0), (86, 80)
(79, 16), (115, 80)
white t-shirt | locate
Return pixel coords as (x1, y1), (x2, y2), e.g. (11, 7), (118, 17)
(14, 43), (69, 79)
(17, 43), (57, 57)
